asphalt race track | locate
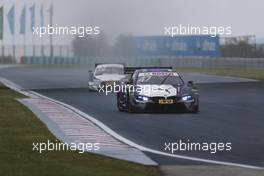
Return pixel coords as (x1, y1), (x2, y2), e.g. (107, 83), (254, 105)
(1, 67), (263, 167)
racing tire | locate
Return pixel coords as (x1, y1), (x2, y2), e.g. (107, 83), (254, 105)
(88, 83), (94, 91)
(127, 96), (137, 113)
(88, 88), (92, 92)
(183, 98), (199, 113)
(117, 94), (126, 112)
(88, 87), (95, 92)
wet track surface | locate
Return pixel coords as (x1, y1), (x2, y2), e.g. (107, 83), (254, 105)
(1, 67), (263, 166)
(35, 83), (264, 166)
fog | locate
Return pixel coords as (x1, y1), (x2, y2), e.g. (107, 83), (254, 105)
(1, 0), (264, 45)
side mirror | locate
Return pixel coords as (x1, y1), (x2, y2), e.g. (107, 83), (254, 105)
(88, 70), (93, 81)
(187, 80), (194, 87)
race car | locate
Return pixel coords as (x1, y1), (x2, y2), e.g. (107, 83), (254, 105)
(88, 63), (126, 91)
(116, 68), (199, 113)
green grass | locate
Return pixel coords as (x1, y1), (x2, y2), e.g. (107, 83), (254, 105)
(176, 68), (264, 81)
(0, 84), (160, 176)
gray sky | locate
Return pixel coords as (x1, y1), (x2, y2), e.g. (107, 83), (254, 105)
(1, 0), (264, 45)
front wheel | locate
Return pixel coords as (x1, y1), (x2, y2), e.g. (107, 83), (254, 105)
(183, 98), (199, 113)
(126, 93), (142, 113)
(88, 86), (96, 92)
(117, 93), (137, 113)
(127, 95), (137, 113)
(117, 93), (126, 111)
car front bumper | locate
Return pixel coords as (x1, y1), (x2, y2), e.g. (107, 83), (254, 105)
(131, 96), (194, 111)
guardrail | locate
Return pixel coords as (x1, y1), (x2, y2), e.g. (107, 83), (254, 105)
(20, 56), (264, 69)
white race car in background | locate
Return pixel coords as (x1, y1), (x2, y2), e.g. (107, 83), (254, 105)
(88, 64), (126, 91)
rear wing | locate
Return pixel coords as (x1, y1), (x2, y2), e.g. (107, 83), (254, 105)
(95, 63), (125, 68)
(124, 67), (173, 74)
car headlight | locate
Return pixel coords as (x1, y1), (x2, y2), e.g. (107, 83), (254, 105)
(182, 95), (193, 101)
(142, 96), (149, 101)
(136, 95), (149, 102)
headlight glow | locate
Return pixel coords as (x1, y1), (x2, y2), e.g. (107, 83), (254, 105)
(142, 96), (149, 101)
(136, 95), (149, 102)
(182, 95), (192, 101)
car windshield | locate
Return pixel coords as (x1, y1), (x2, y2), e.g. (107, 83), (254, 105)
(94, 66), (124, 76)
(136, 72), (183, 85)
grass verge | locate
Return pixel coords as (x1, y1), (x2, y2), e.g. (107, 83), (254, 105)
(0, 83), (160, 176)
(176, 68), (264, 81)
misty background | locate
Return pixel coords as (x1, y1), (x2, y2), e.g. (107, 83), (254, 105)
(1, 0), (264, 46)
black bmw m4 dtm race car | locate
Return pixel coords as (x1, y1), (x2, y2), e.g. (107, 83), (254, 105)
(116, 67), (199, 113)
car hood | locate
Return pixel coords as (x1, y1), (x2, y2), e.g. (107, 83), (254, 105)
(95, 74), (126, 82)
(137, 84), (178, 97)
